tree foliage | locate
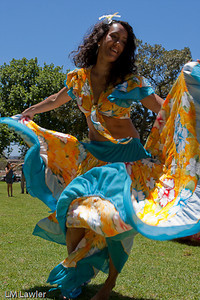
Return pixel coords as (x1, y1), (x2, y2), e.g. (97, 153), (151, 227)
(0, 58), (87, 155)
(0, 42), (193, 155)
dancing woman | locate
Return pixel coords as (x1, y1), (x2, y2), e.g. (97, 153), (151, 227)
(22, 15), (163, 299)
(1, 13), (200, 300)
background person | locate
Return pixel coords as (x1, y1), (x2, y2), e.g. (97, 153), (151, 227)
(20, 163), (28, 194)
(5, 162), (19, 197)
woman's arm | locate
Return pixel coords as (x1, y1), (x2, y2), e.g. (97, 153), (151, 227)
(5, 167), (10, 174)
(141, 60), (200, 113)
(140, 93), (164, 114)
(22, 87), (71, 119)
(5, 164), (15, 174)
(12, 163), (22, 171)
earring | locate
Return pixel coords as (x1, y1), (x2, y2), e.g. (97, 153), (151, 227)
(96, 43), (100, 55)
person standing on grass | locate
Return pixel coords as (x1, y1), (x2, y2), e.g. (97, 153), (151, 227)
(5, 162), (18, 197)
(20, 163), (28, 194)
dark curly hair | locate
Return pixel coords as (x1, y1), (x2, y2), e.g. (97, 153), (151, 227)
(70, 20), (137, 86)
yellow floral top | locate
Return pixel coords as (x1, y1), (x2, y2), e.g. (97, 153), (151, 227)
(65, 68), (154, 143)
(65, 68), (154, 119)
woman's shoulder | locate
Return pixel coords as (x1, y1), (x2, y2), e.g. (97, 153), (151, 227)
(66, 67), (90, 78)
(65, 67), (90, 89)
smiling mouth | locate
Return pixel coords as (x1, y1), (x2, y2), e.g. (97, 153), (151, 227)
(111, 48), (118, 54)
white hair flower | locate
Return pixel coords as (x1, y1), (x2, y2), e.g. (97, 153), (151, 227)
(99, 12), (121, 24)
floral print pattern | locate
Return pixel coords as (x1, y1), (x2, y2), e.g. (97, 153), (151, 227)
(65, 68), (155, 143)
(129, 71), (200, 226)
(65, 68), (152, 119)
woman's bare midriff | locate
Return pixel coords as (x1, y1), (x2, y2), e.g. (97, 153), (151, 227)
(87, 114), (140, 141)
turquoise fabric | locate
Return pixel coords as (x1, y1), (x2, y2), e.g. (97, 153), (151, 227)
(183, 62), (200, 143)
(56, 163), (132, 233)
(54, 162), (137, 277)
(82, 138), (151, 162)
(67, 87), (76, 100)
(107, 86), (154, 107)
(191, 63), (200, 83)
(0, 117), (57, 212)
(106, 237), (130, 272)
(33, 222), (66, 245)
(47, 248), (109, 291)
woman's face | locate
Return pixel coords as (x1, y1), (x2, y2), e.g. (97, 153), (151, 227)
(98, 23), (128, 63)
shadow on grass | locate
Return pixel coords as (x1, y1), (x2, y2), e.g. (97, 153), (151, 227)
(23, 285), (155, 300)
(173, 238), (200, 247)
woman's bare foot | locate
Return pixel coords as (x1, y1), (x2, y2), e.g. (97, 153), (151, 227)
(90, 279), (115, 300)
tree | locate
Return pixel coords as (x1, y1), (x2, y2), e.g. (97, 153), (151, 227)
(131, 41), (192, 144)
(0, 58), (88, 155)
(0, 58), (40, 156)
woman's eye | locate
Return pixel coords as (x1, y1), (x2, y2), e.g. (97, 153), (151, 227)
(111, 34), (118, 41)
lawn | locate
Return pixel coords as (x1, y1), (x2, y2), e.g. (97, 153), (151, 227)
(0, 181), (199, 300)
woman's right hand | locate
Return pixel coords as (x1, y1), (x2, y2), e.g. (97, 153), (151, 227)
(21, 106), (36, 120)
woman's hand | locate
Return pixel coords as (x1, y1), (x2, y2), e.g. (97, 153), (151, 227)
(21, 106), (36, 120)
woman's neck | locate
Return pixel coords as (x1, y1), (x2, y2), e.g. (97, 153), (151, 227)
(92, 57), (112, 79)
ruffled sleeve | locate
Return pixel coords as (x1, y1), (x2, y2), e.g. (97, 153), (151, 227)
(107, 75), (155, 108)
(64, 69), (83, 100)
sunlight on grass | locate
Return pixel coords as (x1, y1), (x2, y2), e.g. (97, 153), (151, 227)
(0, 182), (199, 300)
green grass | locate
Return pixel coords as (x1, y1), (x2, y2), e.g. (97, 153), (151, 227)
(0, 181), (199, 300)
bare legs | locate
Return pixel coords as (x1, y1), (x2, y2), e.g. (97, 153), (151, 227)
(66, 227), (85, 254)
(91, 256), (119, 300)
(66, 228), (119, 300)
(7, 183), (13, 197)
(60, 228), (86, 299)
